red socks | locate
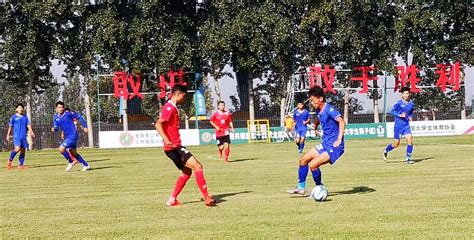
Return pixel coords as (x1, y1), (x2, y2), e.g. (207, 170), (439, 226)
(224, 146), (230, 160)
(171, 173), (191, 199)
(194, 170), (209, 199)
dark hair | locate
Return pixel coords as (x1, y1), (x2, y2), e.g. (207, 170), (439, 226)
(218, 101), (225, 105)
(15, 103), (24, 109)
(171, 84), (187, 94)
(401, 87), (410, 93)
(308, 86), (326, 102)
(55, 101), (65, 107)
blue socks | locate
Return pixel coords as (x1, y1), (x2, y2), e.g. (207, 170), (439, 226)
(19, 153), (25, 166)
(9, 151), (18, 161)
(407, 145), (413, 159)
(300, 142), (305, 152)
(385, 144), (394, 153)
(297, 165), (309, 189)
(75, 154), (89, 167)
(61, 152), (73, 163)
(312, 168), (322, 185)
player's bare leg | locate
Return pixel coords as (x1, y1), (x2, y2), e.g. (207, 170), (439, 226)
(218, 145), (224, 159)
(223, 142), (230, 162)
(405, 134), (414, 164)
(383, 139), (400, 161)
(7, 146), (21, 170)
(185, 156), (216, 206)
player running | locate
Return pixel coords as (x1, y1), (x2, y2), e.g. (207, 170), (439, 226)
(287, 86), (345, 195)
(383, 87), (415, 164)
(51, 101), (90, 172)
(210, 101), (234, 162)
(5, 103), (35, 170)
(155, 84), (216, 207)
(293, 102), (311, 154)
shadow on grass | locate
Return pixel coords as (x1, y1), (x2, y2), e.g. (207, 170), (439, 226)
(184, 191), (253, 205)
(90, 166), (121, 171)
(230, 158), (257, 163)
(29, 158), (111, 169)
(330, 186), (376, 196)
(385, 157), (434, 164)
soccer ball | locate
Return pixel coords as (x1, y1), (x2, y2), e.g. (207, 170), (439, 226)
(310, 185), (328, 202)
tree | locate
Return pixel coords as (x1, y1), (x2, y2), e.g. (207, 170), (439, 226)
(1, 3), (62, 148)
(300, 2), (397, 122)
(200, 1), (276, 121)
(392, 2), (472, 119)
(62, 75), (85, 113)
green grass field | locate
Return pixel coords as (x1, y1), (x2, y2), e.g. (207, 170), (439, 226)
(1, 135), (473, 239)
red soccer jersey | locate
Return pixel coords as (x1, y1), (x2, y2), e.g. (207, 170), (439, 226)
(210, 110), (233, 137)
(159, 101), (181, 151)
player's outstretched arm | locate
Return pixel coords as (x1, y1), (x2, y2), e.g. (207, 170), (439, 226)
(229, 121), (235, 132)
(333, 117), (345, 147)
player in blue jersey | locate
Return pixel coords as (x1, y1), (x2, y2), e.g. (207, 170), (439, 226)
(51, 101), (90, 172)
(293, 102), (311, 154)
(287, 86), (345, 195)
(383, 87), (415, 164)
(5, 103), (35, 170)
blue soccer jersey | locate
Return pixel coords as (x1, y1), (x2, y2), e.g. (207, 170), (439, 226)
(9, 114), (30, 139)
(391, 100), (414, 139)
(315, 103), (344, 164)
(391, 99), (414, 127)
(316, 103), (344, 150)
(293, 109), (310, 130)
(53, 111), (87, 140)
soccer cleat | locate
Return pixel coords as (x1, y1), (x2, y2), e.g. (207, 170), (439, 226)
(286, 187), (305, 195)
(17, 165), (29, 170)
(383, 151), (388, 161)
(205, 196), (216, 206)
(6, 160), (13, 170)
(406, 158), (414, 164)
(65, 162), (76, 172)
(224, 158), (229, 163)
(166, 199), (182, 207)
(81, 165), (91, 171)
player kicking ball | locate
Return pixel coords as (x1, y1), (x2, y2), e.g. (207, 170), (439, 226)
(5, 103), (35, 170)
(155, 85), (216, 207)
(51, 101), (91, 172)
(287, 86), (345, 195)
(383, 87), (415, 164)
(210, 101), (234, 162)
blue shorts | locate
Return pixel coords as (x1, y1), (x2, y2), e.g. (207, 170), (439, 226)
(61, 138), (78, 149)
(295, 129), (307, 138)
(13, 138), (28, 149)
(315, 144), (344, 164)
(394, 125), (412, 140)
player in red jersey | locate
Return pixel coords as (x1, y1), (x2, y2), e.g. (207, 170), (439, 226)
(155, 84), (216, 207)
(210, 101), (234, 162)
